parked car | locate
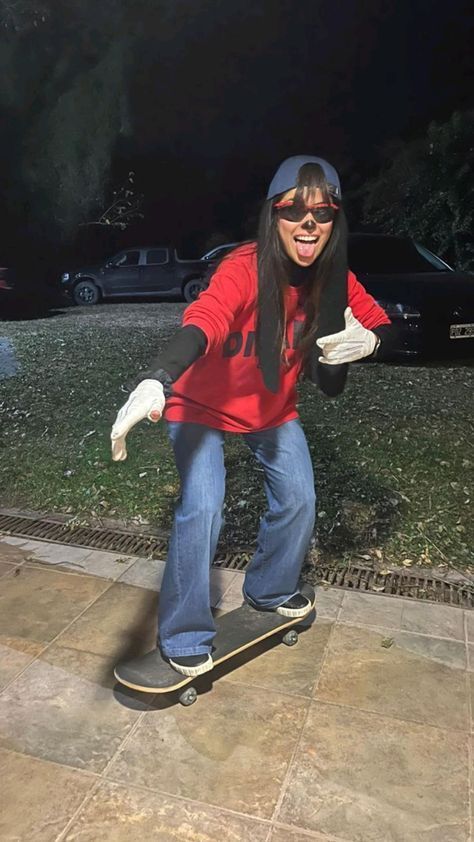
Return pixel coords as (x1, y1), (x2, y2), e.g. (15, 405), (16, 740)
(200, 242), (243, 286)
(0, 265), (15, 317)
(201, 235), (474, 358)
(200, 242), (241, 263)
(0, 265), (13, 292)
(347, 234), (474, 358)
(60, 247), (208, 305)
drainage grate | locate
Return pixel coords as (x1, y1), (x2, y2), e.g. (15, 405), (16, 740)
(0, 513), (168, 558)
(310, 565), (474, 609)
(1, 511), (472, 608)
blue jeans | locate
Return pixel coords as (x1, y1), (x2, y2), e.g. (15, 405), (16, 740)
(158, 419), (316, 657)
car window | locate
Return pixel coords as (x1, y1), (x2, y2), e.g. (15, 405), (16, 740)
(414, 242), (452, 271)
(348, 237), (445, 274)
(146, 249), (168, 265)
(201, 243), (239, 261)
(211, 247), (231, 260)
(115, 251), (140, 267)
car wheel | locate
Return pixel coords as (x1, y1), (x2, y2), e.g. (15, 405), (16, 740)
(183, 277), (207, 303)
(73, 280), (100, 306)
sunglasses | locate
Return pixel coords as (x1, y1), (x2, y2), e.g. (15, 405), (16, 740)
(273, 199), (339, 224)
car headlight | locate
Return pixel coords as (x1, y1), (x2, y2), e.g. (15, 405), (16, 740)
(375, 299), (421, 319)
(61, 272), (70, 282)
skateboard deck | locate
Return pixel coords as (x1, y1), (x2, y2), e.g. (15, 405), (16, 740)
(114, 582), (316, 705)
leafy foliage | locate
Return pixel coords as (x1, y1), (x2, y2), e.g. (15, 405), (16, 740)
(22, 38), (128, 240)
(80, 173), (143, 231)
(0, 0), (49, 31)
(363, 110), (474, 270)
(0, 0), (129, 243)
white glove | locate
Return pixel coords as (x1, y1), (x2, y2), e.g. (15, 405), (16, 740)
(316, 307), (379, 365)
(111, 379), (165, 461)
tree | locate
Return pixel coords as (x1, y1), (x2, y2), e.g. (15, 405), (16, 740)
(0, 0), (130, 247)
(22, 38), (129, 241)
(80, 172), (143, 230)
(0, 0), (49, 31)
(363, 110), (474, 270)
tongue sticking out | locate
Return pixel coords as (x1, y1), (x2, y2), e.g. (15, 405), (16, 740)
(295, 240), (316, 259)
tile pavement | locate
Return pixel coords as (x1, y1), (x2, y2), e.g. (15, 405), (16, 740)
(0, 533), (472, 841)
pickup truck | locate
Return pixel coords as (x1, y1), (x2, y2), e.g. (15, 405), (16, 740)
(60, 246), (208, 305)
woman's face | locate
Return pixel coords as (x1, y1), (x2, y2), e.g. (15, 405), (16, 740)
(276, 186), (334, 267)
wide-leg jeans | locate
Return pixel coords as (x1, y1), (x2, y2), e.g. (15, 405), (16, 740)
(158, 419), (316, 657)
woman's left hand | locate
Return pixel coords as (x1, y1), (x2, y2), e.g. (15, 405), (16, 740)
(317, 307), (379, 364)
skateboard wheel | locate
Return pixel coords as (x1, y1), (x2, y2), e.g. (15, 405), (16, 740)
(179, 686), (198, 706)
(282, 630), (298, 647)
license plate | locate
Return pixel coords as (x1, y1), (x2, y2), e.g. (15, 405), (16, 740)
(450, 323), (474, 339)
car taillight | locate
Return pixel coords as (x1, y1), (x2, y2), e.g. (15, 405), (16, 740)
(375, 299), (421, 318)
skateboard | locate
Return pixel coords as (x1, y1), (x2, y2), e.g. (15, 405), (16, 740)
(114, 582), (316, 706)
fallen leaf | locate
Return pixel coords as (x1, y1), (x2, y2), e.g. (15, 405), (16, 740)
(381, 637), (394, 648)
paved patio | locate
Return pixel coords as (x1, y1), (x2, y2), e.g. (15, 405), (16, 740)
(0, 533), (472, 841)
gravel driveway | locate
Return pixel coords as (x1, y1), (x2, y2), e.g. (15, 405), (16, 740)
(1, 300), (187, 371)
(58, 301), (187, 331)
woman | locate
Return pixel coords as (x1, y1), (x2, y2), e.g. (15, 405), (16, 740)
(111, 155), (393, 677)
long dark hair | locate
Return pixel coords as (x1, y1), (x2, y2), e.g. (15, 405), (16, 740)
(256, 163), (348, 369)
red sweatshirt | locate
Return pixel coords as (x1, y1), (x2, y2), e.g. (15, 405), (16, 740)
(164, 245), (390, 433)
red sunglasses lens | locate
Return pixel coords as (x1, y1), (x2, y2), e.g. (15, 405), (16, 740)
(275, 201), (337, 223)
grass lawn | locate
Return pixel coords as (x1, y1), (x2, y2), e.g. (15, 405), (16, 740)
(1, 302), (473, 574)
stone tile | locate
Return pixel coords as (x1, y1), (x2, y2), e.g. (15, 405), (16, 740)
(24, 541), (97, 567)
(465, 611), (474, 643)
(64, 780), (270, 841)
(339, 591), (403, 628)
(220, 571), (245, 598)
(210, 568), (239, 607)
(468, 644), (474, 672)
(0, 747), (95, 841)
(222, 617), (332, 698)
(106, 680), (309, 819)
(314, 586), (344, 620)
(14, 539), (50, 553)
(0, 540), (32, 564)
(118, 557), (166, 591)
(0, 535), (29, 546)
(315, 623), (469, 731)
(215, 593), (245, 612)
(469, 674), (474, 728)
(57, 582), (157, 661)
(401, 600), (464, 641)
(51, 580), (158, 663)
(0, 566), (110, 646)
(0, 645), (152, 772)
(278, 702), (469, 841)
(270, 826), (337, 842)
(0, 560), (16, 577)
(62, 549), (137, 580)
(0, 639), (43, 691)
(396, 630), (467, 670)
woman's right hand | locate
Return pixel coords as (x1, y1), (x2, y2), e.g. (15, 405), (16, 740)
(111, 379), (166, 462)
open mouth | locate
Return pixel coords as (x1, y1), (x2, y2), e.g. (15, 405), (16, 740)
(294, 235), (319, 258)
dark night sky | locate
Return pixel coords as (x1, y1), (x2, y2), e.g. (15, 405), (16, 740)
(3, 0), (473, 259)
(119, 0), (473, 251)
